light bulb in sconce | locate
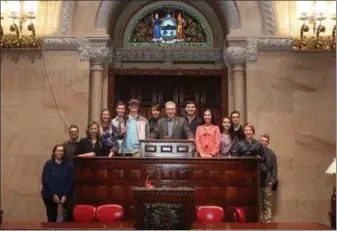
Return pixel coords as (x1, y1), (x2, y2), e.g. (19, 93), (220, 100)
(23, 1), (38, 16)
(313, 1), (327, 19)
(7, 1), (21, 17)
(297, 1), (311, 19)
(331, 1), (336, 20)
(0, 1), (7, 15)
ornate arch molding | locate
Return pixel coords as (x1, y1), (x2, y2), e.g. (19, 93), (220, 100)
(59, 0), (275, 35)
(259, 1), (276, 35)
(59, 1), (76, 34)
(95, 0), (241, 32)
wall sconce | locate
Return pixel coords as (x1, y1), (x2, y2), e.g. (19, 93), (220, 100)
(293, 1), (335, 51)
(0, 0), (42, 49)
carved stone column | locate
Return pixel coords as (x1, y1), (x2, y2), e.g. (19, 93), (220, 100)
(232, 63), (246, 123)
(89, 59), (104, 122)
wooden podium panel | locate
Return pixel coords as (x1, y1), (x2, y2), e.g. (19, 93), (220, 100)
(139, 139), (194, 157)
(74, 157), (260, 222)
(133, 187), (194, 230)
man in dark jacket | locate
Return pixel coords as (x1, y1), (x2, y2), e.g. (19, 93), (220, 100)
(185, 101), (202, 137)
(62, 124), (79, 221)
(230, 111), (245, 141)
(259, 133), (278, 223)
(149, 101), (193, 140)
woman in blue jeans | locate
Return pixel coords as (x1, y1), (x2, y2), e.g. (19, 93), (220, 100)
(41, 144), (73, 222)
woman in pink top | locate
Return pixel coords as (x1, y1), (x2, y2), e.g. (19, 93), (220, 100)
(195, 109), (221, 157)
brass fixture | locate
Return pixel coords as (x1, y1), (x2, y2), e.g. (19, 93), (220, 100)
(293, 1), (335, 51)
(0, 1), (40, 49)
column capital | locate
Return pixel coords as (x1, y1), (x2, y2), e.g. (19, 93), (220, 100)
(232, 63), (245, 72)
(90, 58), (104, 72)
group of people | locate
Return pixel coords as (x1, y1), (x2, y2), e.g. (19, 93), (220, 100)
(41, 99), (278, 223)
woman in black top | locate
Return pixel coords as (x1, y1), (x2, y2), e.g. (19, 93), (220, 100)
(148, 104), (161, 133)
(41, 144), (73, 222)
(232, 122), (268, 177)
(74, 121), (104, 157)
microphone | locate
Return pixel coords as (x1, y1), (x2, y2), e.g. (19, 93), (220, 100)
(145, 170), (156, 188)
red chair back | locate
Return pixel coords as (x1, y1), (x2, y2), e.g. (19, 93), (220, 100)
(73, 205), (96, 222)
(196, 206), (224, 223)
(96, 204), (124, 222)
(233, 207), (246, 223)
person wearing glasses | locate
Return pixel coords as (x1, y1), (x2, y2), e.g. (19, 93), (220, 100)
(41, 144), (73, 222)
(61, 125), (79, 221)
(63, 125), (80, 168)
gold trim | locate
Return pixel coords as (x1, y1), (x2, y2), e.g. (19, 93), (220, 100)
(0, 34), (42, 49)
(293, 36), (335, 51)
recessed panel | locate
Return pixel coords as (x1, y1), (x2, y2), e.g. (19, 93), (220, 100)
(161, 145), (173, 152)
(177, 145), (188, 153)
(145, 145), (157, 152)
(225, 186), (237, 201)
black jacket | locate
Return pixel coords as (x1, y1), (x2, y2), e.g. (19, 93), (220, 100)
(265, 148), (278, 188)
(148, 117), (161, 133)
(232, 139), (268, 186)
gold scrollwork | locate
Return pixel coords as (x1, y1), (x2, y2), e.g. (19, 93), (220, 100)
(293, 36), (335, 51)
(0, 34), (42, 49)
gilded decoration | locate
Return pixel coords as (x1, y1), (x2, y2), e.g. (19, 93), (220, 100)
(127, 5), (210, 47)
(293, 36), (336, 51)
(0, 34), (42, 49)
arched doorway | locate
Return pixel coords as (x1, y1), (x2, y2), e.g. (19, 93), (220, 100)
(108, 1), (228, 123)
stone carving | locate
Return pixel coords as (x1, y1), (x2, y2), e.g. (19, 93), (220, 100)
(42, 37), (293, 62)
(43, 37), (111, 61)
(226, 46), (247, 63)
(246, 38), (258, 61)
(257, 38), (293, 50)
(96, 1), (115, 30)
(60, 1), (275, 36)
(43, 37), (79, 50)
(260, 1), (276, 36)
(219, 1), (241, 30)
(95, 0), (241, 32)
(77, 38), (111, 61)
(59, 1), (76, 34)
(114, 49), (222, 61)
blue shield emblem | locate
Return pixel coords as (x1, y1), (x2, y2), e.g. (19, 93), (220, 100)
(160, 14), (177, 41)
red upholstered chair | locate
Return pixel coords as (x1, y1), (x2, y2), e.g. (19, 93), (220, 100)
(196, 206), (224, 223)
(73, 205), (96, 222)
(233, 207), (246, 223)
(96, 204), (124, 222)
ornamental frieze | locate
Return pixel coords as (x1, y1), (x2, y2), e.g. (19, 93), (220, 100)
(43, 37), (293, 63)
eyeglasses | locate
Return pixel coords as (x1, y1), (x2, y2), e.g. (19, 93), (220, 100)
(55, 149), (64, 152)
(69, 130), (78, 133)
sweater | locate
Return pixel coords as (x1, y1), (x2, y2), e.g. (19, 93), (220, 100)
(41, 159), (73, 198)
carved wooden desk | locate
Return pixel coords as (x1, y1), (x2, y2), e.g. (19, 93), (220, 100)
(139, 139), (194, 157)
(133, 187), (194, 230)
(74, 157), (260, 222)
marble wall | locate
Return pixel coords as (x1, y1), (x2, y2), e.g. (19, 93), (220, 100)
(1, 51), (335, 223)
(0, 51), (89, 221)
(246, 52), (336, 224)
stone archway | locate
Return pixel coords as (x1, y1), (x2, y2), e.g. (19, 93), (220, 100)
(95, 0), (241, 31)
(58, 1), (276, 35)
